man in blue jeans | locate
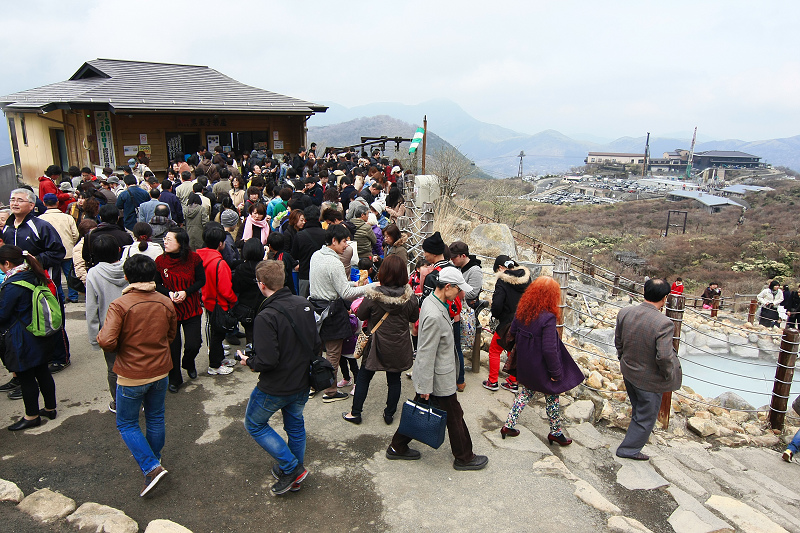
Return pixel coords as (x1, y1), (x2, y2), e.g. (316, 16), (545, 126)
(97, 255), (177, 497)
(238, 260), (321, 495)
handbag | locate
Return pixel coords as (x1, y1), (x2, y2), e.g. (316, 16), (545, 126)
(271, 303), (335, 392)
(211, 260), (239, 333)
(67, 264), (85, 293)
(231, 301), (256, 324)
(398, 398), (448, 449)
(353, 311), (390, 359)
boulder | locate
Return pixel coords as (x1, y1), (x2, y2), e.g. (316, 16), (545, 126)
(586, 371), (604, 389)
(468, 223), (516, 259)
(731, 343), (759, 358)
(17, 488), (76, 523)
(743, 423), (763, 436)
(564, 400), (595, 423)
(144, 519), (194, 533)
(716, 392), (755, 411)
(687, 417), (717, 437)
(0, 479), (24, 502)
(66, 502), (138, 533)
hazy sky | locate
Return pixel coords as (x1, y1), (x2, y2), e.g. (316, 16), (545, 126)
(2, 0), (799, 141)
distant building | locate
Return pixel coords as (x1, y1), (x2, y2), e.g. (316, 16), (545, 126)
(690, 150), (763, 171)
(667, 189), (743, 214)
(649, 149), (689, 173)
(1, 58), (327, 185)
(585, 152), (645, 167)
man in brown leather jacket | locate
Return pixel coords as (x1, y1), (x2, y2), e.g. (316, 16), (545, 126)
(98, 254), (177, 497)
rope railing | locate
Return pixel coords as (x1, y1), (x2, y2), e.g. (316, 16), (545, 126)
(680, 321), (783, 350)
(682, 305), (784, 336)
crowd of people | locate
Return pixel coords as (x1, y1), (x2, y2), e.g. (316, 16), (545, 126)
(0, 146), (706, 498)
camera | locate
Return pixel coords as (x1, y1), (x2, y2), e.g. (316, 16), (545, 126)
(234, 344), (254, 361)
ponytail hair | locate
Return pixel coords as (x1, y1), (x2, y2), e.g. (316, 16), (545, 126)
(132, 222), (152, 252)
(0, 245), (49, 284)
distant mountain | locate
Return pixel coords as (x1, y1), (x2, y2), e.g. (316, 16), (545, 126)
(312, 99), (800, 176)
(308, 115), (493, 180)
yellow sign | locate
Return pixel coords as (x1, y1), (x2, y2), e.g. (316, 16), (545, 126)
(138, 144), (151, 155)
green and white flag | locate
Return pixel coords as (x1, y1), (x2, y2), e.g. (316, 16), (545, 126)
(408, 127), (424, 154)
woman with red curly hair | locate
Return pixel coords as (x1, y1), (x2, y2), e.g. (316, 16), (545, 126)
(500, 276), (584, 445)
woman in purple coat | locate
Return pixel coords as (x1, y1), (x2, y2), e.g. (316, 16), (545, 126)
(500, 276), (584, 445)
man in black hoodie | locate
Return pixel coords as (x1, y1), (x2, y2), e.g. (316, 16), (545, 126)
(238, 260), (321, 495)
(291, 205), (326, 298)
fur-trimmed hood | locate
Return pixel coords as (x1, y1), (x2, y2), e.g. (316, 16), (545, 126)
(365, 284), (414, 307)
(496, 266), (531, 287)
(392, 233), (409, 248)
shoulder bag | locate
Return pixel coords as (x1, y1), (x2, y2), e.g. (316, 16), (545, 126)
(211, 260), (239, 333)
(353, 311), (390, 359)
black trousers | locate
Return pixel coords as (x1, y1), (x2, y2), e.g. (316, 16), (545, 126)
(205, 310), (227, 370)
(390, 393), (474, 462)
(351, 368), (401, 418)
(17, 363), (56, 417)
(170, 315), (202, 385)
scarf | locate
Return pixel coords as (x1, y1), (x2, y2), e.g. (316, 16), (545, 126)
(243, 215), (270, 245)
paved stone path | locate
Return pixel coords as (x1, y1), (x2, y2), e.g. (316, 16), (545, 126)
(0, 306), (798, 532)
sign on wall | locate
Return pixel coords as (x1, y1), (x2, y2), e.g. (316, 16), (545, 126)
(123, 145), (139, 156)
(95, 111), (116, 169)
(139, 134), (148, 144)
(207, 135), (220, 152)
(274, 141), (284, 150)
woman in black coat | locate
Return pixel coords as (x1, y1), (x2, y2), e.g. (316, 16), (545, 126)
(500, 276), (583, 445)
(484, 256), (531, 392)
(0, 246), (58, 430)
(232, 239), (267, 344)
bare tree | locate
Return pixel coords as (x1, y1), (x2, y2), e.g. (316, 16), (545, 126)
(427, 146), (477, 200)
(486, 180), (519, 225)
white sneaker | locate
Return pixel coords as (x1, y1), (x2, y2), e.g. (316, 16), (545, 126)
(208, 366), (233, 375)
(221, 358), (236, 367)
(337, 378), (353, 388)
(222, 343), (231, 350)
(350, 385), (356, 396)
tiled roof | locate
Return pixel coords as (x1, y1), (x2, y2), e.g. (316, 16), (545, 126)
(1, 59), (326, 115)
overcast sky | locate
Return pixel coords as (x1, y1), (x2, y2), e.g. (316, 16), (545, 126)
(2, 0), (799, 141)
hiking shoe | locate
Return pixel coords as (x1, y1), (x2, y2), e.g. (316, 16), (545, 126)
(109, 401), (117, 413)
(500, 380), (518, 393)
(207, 366), (233, 376)
(482, 380), (499, 391)
(271, 464), (304, 491)
(322, 391), (349, 403)
(271, 465), (308, 496)
(337, 378), (353, 388)
(140, 466), (167, 497)
(453, 455), (489, 471)
(386, 446), (421, 460)
(48, 361), (71, 374)
(221, 358), (237, 367)
(0, 377), (20, 391)
(7, 387), (22, 400)
(783, 449), (794, 463)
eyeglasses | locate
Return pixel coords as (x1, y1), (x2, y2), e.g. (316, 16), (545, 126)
(9, 198), (32, 204)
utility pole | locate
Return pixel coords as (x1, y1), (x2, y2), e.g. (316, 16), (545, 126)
(421, 115), (427, 175)
(642, 132), (650, 177)
(517, 151), (525, 178)
(686, 126), (697, 180)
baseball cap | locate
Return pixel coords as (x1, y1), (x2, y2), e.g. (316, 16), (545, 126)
(42, 193), (58, 204)
(437, 266), (473, 293)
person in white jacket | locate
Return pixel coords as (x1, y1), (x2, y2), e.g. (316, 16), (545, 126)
(757, 280), (784, 328)
(85, 234), (129, 412)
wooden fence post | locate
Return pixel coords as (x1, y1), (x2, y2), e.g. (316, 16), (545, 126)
(748, 299), (758, 324)
(554, 256), (571, 339)
(660, 294), (685, 429)
(711, 294), (720, 318)
(769, 327), (800, 431)
(612, 274), (620, 297)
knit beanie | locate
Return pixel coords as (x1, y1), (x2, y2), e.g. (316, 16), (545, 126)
(422, 231), (446, 255)
(220, 209), (239, 228)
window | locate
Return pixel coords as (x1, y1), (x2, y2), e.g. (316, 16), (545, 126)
(20, 116), (28, 146)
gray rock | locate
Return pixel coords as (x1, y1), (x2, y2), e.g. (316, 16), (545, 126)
(748, 333), (759, 343)
(666, 486), (733, 533)
(482, 426), (552, 456)
(531, 455), (578, 481)
(704, 334), (730, 350)
(687, 417), (717, 437)
(705, 495), (789, 533)
(564, 400), (595, 423)
(0, 479), (24, 503)
(716, 392), (755, 411)
(144, 519), (194, 533)
(650, 457), (707, 498)
(615, 460), (669, 491)
(17, 488), (76, 523)
(573, 480), (620, 514)
(469, 223), (516, 259)
(607, 516), (654, 533)
(568, 421), (607, 450)
(731, 343), (760, 358)
(66, 502), (138, 533)
(518, 261), (542, 279)
(728, 334), (749, 346)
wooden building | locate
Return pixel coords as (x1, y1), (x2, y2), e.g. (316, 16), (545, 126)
(1, 59), (326, 185)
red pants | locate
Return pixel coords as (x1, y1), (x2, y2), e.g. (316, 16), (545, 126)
(488, 332), (516, 384)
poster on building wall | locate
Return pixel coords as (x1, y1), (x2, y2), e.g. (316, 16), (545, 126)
(95, 111), (116, 169)
(273, 131), (279, 141)
(274, 141), (284, 150)
(207, 135), (220, 152)
(139, 134), (148, 144)
(123, 145), (139, 156)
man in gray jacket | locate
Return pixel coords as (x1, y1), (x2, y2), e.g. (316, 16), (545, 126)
(614, 278), (682, 460)
(387, 267), (489, 471)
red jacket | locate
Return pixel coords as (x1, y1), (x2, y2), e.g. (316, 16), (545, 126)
(38, 176), (72, 211)
(671, 282), (684, 295)
(196, 248), (237, 311)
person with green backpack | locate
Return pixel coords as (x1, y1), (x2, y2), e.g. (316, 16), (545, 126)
(0, 245), (59, 431)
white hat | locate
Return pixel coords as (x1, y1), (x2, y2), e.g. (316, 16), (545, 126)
(437, 267), (473, 293)
(391, 166), (402, 174)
